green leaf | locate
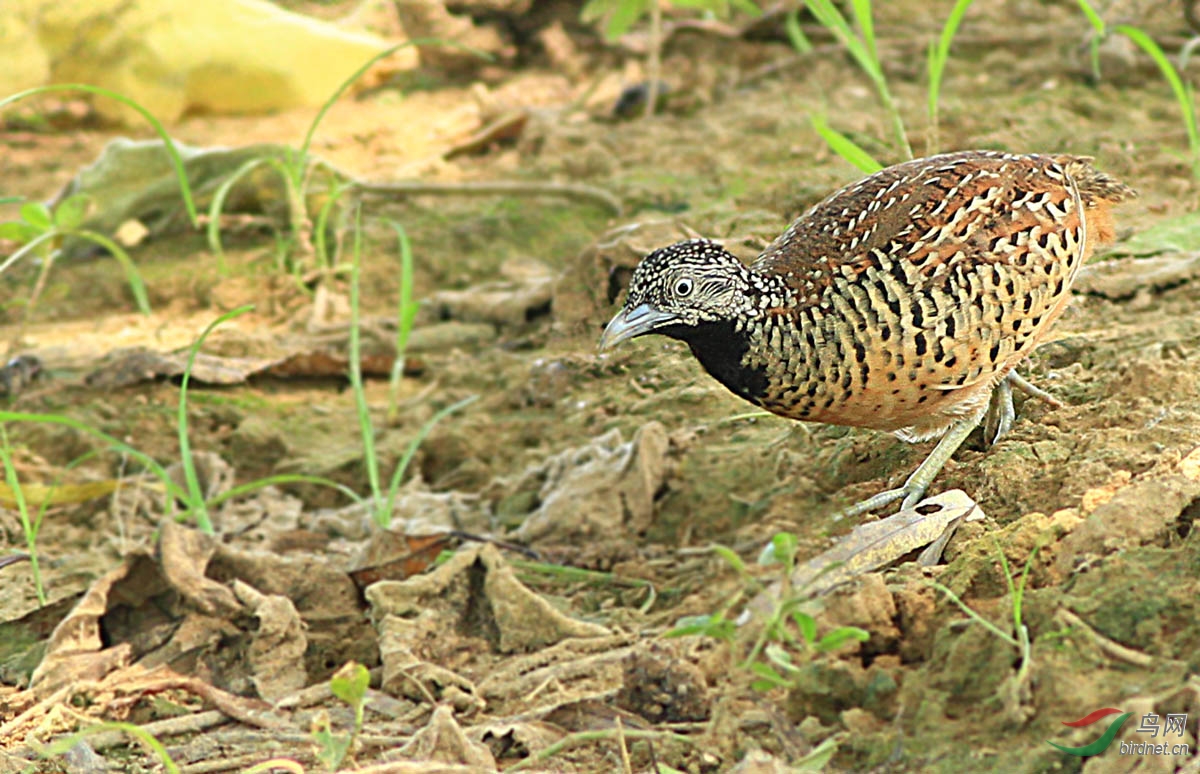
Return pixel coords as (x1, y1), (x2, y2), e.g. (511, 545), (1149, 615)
(764, 644), (799, 673)
(792, 610), (817, 644)
(605, 0), (650, 40)
(0, 221), (40, 243)
(665, 613), (736, 640)
(580, 0), (618, 22)
(748, 662), (788, 690)
(52, 193), (92, 230)
(19, 201), (51, 231)
(330, 662), (370, 709)
(311, 725), (352, 772)
(815, 626), (870, 652)
(757, 531), (797, 565)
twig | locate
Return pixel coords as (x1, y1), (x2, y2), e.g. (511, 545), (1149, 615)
(645, 0), (663, 118)
(352, 179), (623, 216)
(87, 710), (227, 751)
(615, 718), (633, 774)
(1055, 608), (1155, 667)
(503, 729), (696, 772)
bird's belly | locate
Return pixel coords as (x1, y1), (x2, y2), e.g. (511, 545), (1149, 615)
(744, 277), (1075, 434)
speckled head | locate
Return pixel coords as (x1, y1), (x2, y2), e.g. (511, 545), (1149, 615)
(599, 238), (756, 350)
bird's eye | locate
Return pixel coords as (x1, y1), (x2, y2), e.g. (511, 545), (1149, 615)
(673, 277), (694, 297)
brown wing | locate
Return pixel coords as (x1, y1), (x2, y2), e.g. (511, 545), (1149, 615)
(744, 151), (1133, 436)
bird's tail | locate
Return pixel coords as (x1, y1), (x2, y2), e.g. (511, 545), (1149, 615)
(1054, 155), (1137, 206)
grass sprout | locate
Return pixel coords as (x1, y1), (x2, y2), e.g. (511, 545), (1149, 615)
(803, 0), (912, 161)
(347, 208), (476, 528)
(926, 0), (976, 152)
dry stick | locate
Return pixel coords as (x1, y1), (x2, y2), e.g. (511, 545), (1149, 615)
(179, 752), (287, 774)
(351, 179), (623, 217)
(503, 729), (695, 773)
(85, 710), (229, 752)
(1055, 609), (1156, 667)
(0, 685), (72, 740)
(615, 718), (633, 774)
(645, 0), (663, 119)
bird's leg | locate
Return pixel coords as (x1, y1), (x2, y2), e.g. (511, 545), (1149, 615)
(984, 370), (1065, 446)
(836, 413), (983, 520)
(983, 376), (1015, 446)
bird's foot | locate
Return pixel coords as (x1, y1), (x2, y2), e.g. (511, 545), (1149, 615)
(983, 371), (1065, 447)
(1007, 370), (1065, 409)
(836, 479), (928, 520)
(834, 414), (982, 520)
(983, 376), (1015, 447)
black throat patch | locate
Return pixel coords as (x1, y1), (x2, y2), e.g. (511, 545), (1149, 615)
(658, 320), (768, 404)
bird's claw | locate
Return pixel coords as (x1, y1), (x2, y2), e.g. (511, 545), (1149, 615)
(836, 481), (929, 520)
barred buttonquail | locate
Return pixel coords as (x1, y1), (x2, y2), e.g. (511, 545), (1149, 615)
(600, 151), (1134, 517)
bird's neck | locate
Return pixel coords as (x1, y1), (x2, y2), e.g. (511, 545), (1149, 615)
(660, 319), (768, 403)
(660, 272), (792, 404)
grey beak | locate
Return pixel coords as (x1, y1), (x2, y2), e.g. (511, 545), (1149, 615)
(599, 303), (679, 350)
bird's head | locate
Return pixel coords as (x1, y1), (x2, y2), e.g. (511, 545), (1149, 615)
(599, 238), (754, 350)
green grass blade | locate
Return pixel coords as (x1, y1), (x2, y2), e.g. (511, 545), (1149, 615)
(804, 0), (910, 158)
(784, 9), (814, 53)
(811, 116), (883, 173)
(0, 85), (198, 228)
(0, 231), (58, 276)
(206, 473), (363, 509)
(928, 0), (975, 121)
(381, 394), (477, 527)
(927, 579), (1019, 647)
(850, 0), (878, 63)
(313, 181), (354, 269)
(41, 722), (180, 774)
(177, 305), (255, 535)
(73, 230), (151, 315)
(206, 157), (269, 258)
(298, 39), (491, 168)
(386, 221), (419, 419)
(1013, 544), (1040, 634)
(804, 0), (879, 83)
(0, 411), (188, 506)
(0, 425), (45, 605)
(1074, 0), (1106, 34)
(347, 207), (383, 513)
(1115, 25), (1200, 177)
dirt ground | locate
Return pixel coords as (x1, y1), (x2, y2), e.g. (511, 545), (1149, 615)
(3, 0), (1200, 772)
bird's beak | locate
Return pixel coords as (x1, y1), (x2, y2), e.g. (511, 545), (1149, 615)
(599, 303), (678, 350)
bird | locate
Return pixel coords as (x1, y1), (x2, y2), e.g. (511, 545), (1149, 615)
(599, 150), (1134, 518)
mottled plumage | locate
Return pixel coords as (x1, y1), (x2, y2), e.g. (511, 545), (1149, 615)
(601, 151), (1134, 515)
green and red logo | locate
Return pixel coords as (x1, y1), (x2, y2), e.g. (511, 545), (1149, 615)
(1049, 708), (1133, 757)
